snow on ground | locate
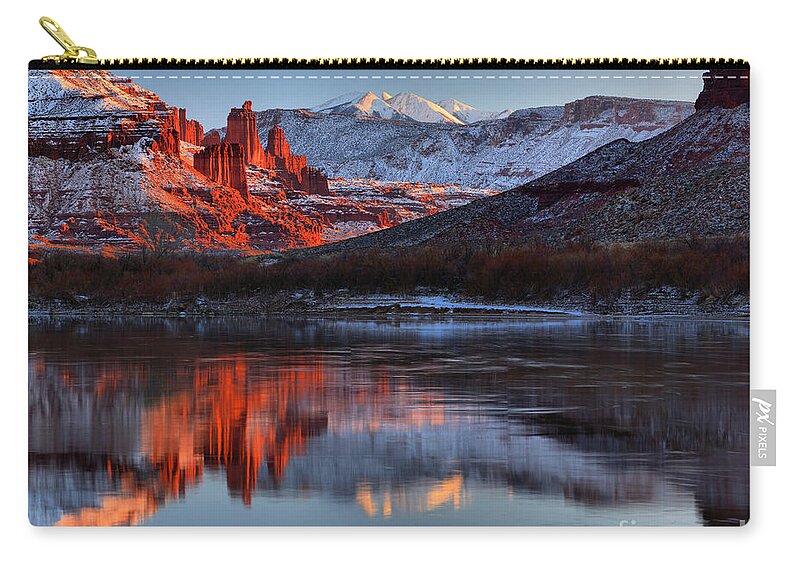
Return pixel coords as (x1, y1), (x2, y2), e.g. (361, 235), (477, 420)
(437, 98), (513, 124)
(251, 176), (500, 243)
(324, 294), (585, 316)
(256, 98), (694, 191)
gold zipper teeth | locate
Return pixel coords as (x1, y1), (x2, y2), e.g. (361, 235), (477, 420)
(36, 19), (748, 69)
(38, 57), (748, 68)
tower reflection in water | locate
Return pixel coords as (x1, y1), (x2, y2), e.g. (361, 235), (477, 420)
(28, 317), (749, 526)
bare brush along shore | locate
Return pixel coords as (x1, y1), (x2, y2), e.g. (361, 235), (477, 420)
(29, 236), (748, 315)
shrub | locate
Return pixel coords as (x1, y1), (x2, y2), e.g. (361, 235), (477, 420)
(28, 237), (749, 303)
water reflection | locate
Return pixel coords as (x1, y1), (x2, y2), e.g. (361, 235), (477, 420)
(28, 316), (749, 526)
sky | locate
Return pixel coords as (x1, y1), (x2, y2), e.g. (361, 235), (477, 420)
(117, 68), (706, 129)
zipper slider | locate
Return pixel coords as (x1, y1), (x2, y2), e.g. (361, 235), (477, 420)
(39, 16), (98, 64)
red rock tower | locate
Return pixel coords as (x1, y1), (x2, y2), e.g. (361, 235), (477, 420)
(225, 101), (268, 168)
(194, 112), (329, 197)
(266, 124), (291, 159)
(177, 108), (205, 145)
(263, 124), (330, 196)
(201, 130), (222, 148)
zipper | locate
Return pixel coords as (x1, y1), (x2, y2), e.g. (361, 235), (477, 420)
(33, 16), (748, 70)
(38, 17), (98, 65)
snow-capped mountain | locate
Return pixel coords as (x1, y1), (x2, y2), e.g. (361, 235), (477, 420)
(381, 92), (464, 124)
(256, 97), (695, 190)
(310, 91), (406, 120)
(309, 91), (465, 125)
(437, 98), (513, 124)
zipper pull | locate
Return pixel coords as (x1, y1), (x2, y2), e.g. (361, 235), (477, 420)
(39, 16), (98, 64)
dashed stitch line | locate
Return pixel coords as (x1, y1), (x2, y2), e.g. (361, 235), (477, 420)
(124, 74), (746, 80)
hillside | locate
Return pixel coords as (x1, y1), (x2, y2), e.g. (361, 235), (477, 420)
(248, 96), (694, 190)
(303, 71), (748, 254)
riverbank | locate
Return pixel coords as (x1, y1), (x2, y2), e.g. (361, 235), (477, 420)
(29, 287), (749, 318)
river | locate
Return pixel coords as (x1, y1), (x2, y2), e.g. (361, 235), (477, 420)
(28, 315), (749, 526)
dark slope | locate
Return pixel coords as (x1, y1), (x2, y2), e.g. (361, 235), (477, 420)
(296, 71), (748, 255)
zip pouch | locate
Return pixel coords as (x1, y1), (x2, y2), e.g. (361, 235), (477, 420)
(28, 17), (750, 527)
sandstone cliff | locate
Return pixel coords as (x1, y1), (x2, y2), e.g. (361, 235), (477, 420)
(193, 142), (248, 195)
(695, 69), (750, 110)
(28, 70), (182, 159)
(561, 96), (694, 132)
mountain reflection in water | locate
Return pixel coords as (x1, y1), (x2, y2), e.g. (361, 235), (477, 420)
(28, 316), (749, 526)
